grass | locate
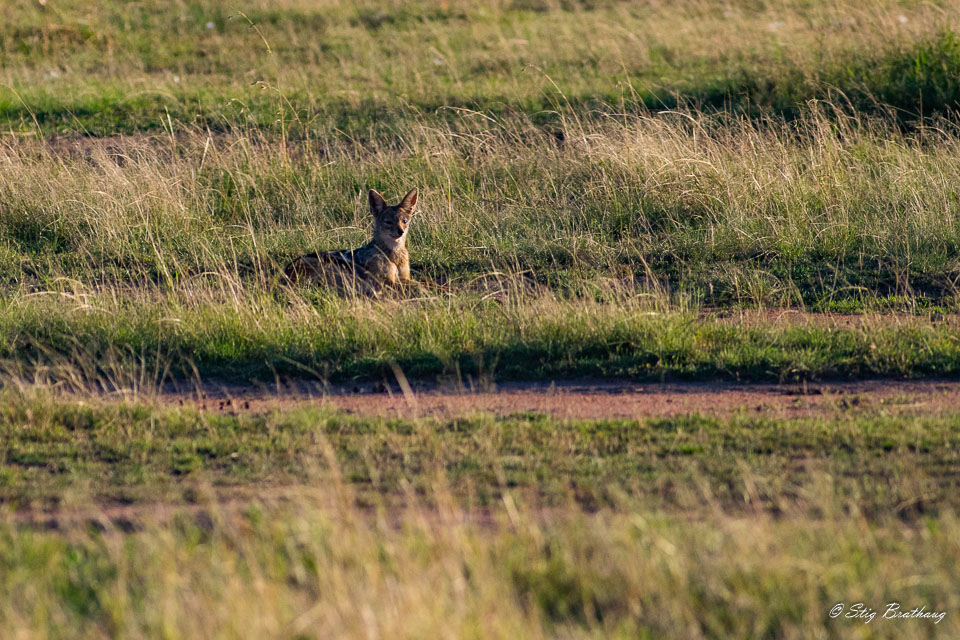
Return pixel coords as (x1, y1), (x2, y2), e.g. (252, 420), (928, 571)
(4, 0), (960, 636)
(5, 112), (960, 304)
(1, 390), (958, 638)
(2, 389), (960, 515)
(3, 497), (956, 639)
(4, 0), (960, 135)
(1, 497), (957, 639)
(1, 289), (960, 385)
(2, 1), (960, 385)
(5, 104), (960, 383)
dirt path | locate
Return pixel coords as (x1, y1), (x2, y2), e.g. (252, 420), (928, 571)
(154, 378), (960, 420)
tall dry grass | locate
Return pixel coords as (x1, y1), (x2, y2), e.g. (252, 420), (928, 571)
(2, 107), (960, 385)
(2, 108), (959, 298)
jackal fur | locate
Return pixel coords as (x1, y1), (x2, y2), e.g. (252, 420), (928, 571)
(283, 188), (419, 295)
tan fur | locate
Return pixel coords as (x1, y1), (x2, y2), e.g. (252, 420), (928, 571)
(283, 188), (418, 295)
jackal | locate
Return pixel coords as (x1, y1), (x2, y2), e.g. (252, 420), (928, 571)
(283, 188), (419, 295)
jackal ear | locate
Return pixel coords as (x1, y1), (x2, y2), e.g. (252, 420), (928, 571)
(368, 189), (387, 216)
(398, 188), (418, 213)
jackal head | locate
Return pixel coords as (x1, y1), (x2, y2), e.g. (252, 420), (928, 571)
(369, 188), (417, 249)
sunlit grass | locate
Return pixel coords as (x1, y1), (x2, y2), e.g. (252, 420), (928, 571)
(1, 285), (959, 386)
(0, 387), (958, 638)
(3, 2), (960, 636)
(2, 497), (958, 639)
(2, 388), (959, 514)
(3, 0), (960, 134)
(3, 110), (960, 305)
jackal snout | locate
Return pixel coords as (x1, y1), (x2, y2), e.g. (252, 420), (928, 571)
(370, 188), (417, 245)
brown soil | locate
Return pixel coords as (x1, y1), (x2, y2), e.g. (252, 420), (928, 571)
(155, 378), (960, 420)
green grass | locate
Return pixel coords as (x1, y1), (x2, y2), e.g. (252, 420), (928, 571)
(1, 499), (957, 639)
(4, 0), (960, 136)
(1, 290), (959, 385)
(5, 112), (960, 305)
(4, 2), (960, 635)
(2, 1), (960, 386)
(0, 390), (959, 638)
(2, 499), (955, 639)
(2, 390), (959, 515)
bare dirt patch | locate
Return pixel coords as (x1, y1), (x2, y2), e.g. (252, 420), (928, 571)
(155, 378), (960, 421)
